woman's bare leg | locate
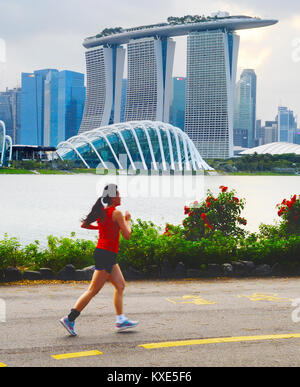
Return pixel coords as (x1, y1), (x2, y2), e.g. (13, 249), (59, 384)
(109, 264), (126, 316)
(73, 269), (109, 312)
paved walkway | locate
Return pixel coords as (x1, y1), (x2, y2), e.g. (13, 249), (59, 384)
(1, 277), (300, 367)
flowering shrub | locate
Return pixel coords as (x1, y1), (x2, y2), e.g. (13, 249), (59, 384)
(181, 186), (247, 241)
(277, 194), (300, 234)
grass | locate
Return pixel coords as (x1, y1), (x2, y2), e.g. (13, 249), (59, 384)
(0, 168), (97, 175)
(0, 168), (35, 174)
(226, 171), (297, 176)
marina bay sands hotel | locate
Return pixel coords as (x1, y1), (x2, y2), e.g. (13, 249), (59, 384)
(78, 13), (278, 159)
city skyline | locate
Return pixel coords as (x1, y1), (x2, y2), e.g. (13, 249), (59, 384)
(0, 0), (299, 125)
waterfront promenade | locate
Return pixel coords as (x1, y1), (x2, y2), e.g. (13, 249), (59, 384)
(1, 277), (300, 367)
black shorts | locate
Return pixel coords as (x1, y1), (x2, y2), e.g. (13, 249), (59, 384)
(93, 248), (117, 274)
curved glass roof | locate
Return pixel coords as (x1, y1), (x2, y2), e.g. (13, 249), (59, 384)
(240, 142), (300, 155)
(56, 121), (213, 171)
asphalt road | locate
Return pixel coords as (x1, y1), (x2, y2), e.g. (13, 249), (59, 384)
(1, 277), (300, 368)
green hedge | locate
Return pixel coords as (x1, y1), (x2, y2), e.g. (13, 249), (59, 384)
(1, 220), (300, 275)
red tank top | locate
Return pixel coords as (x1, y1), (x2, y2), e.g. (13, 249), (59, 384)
(96, 206), (120, 253)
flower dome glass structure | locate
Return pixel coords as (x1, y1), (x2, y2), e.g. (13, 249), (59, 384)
(56, 121), (213, 171)
(240, 142), (300, 155)
(0, 121), (12, 167)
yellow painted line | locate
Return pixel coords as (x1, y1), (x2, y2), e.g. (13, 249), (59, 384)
(52, 350), (103, 360)
(0, 362), (7, 367)
(238, 293), (293, 302)
(166, 295), (216, 305)
(139, 333), (300, 349)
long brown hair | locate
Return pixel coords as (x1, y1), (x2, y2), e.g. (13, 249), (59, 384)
(82, 184), (118, 225)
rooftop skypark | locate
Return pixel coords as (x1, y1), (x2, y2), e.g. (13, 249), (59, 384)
(83, 13), (278, 48)
(85, 13), (274, 42)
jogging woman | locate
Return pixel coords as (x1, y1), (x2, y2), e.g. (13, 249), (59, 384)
(60, 183), (138, 336)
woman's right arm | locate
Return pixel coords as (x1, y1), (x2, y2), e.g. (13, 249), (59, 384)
(113, 210), (132, 240)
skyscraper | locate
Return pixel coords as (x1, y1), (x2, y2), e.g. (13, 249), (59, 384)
(57, 71), (85, 143)
(277, 107), (297, 143)
(78, 45), (125, 134)
(80, 15), (277, 158)
(234, 69), (257, 148)
(21, 69), (58, 145)
(0, 91), (13, 141)
(124, 37), (175, 123)
(44, 70), (59, 147)
(21, 69), (85, 147)
(185, 30), (239, 159)
(169, 77), (186, 131)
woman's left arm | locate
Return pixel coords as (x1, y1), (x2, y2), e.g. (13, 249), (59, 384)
(81, 221), (99, 230)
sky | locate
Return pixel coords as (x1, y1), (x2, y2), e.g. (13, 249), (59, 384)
(0, 0), (299, 124)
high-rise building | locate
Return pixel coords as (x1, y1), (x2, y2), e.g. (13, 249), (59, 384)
(78, 46), (125, 134)
(169, 77), (186, 131)
(255, 119), (263, 146)
(233, 128), (248, 148)
(120, 79), (127, 122)
(124, 37), (175, 123)
(80, 15), (277, 159)
(276, 107), (297, 143)
(234, 69), (257, 148)
(185, 30), (239, 159)
(44, 70), (59, 147)
(57, 71), (85, 144)
(21, 69), (85, 147)
(0, 88), (21, 144)
(21, 69), (57, 146)
(263, 121), (278, 145)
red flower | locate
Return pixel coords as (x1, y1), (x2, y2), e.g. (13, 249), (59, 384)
(206, 202), (211, 208)
(295, 216), (299, 221)
(219, 186), (228, 193)
(193, 201), (199, 205)
(201, 213), (207, 220)
(233, 197), (239, 203)
(184, 206), (190, 215)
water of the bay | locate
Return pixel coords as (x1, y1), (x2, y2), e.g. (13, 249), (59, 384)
(0, 174), (299, 247)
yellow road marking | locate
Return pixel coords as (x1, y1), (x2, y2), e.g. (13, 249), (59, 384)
(139, 333), (300, 349)
(0, 362), (7, 367)
(52, 350), (103, 360)
(238, 293), (293, 302)
(166, 295), (216, 305)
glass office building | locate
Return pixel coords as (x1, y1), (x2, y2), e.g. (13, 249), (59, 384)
(185, 30), (239, 159)
(56, 121), (213, 171)
(234, 69), (257, 148)
(21, 69), (85, 147)
(169, 77), (186, 131)
(0, 121), (12, 167)
(21, 69), (58, 146)
(277, 107), (297, 143)
(57, 71), (85, 144)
